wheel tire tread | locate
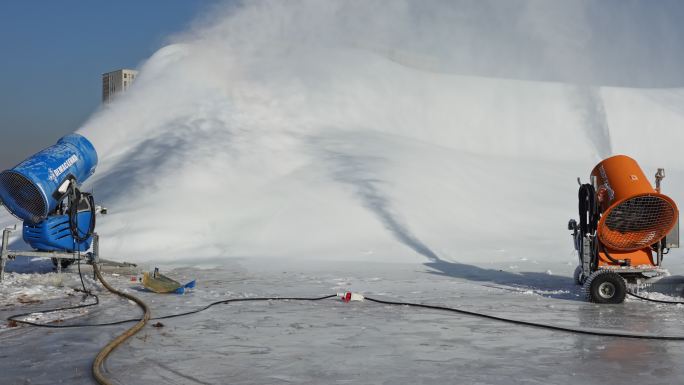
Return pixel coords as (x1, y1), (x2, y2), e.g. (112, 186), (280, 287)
(573, 265), (583, 285)
(583, 270), (627, 304)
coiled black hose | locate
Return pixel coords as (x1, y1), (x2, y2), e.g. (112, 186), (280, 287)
(578, 184), (598, 235)
(578, 183), (628, 266)
(68, 187), (96, 243)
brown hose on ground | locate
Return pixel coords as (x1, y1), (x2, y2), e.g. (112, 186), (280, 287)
(92, 263), (150, 385)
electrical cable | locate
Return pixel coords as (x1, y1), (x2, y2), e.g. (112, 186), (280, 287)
(577, 183), (629, 267)
(627, 291), (684, 305)
(363, 296), (684, 341)
(578, 184), (598, 235)
(7, 255), (100, 328)
(7, 291), (99, 328)
(9, 293), (339, 328)
(600, 242), (629, 266)
(578, 184), (600, 269)
(9, 287), (684, 341)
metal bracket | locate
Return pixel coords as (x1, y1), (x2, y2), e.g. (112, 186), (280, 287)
(666, 219), (679, 249)
(590, 175), (598, 190)
(0, 226), (15, 282)
(0, 227), (97, 282)
(655, 168), (665, 193)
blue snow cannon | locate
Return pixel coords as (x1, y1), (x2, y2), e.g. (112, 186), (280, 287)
(0, 134), (97, 224)
(0, 134), (98, 252)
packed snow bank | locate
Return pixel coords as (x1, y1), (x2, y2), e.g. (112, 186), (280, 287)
(4, 1), (684, 266)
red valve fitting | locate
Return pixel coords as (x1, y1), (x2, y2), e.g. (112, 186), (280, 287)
(337, 292), (365, 302)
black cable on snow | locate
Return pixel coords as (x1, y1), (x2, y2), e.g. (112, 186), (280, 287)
(364, 296), (684, 341)
(9, 289), (684, 341)
(627, 291), (684, 305)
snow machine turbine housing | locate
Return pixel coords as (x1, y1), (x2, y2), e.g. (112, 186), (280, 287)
(568, 155), (679, 304)
(593, 156), (678, 253)
(0, 134), (99, 253)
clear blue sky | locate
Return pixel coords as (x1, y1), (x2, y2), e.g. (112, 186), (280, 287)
(0, 0), (222, 168)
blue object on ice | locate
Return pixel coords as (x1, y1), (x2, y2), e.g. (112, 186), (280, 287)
(22, 211), (93, 251)
(0, 134), (98, 224)
(173, 280), (197, 294)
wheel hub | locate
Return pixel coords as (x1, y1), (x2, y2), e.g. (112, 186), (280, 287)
(598, 281), (616, 299)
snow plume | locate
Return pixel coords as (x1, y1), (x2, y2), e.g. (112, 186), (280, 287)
(75, 1), (684, 264)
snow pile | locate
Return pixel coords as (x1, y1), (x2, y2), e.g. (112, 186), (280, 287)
(4, 1), (684, 266)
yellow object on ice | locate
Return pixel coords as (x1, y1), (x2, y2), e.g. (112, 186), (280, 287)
(141, 270), (182, 294)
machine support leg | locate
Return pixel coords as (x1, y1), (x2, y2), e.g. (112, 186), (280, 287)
(657, 240), (664, 267)
(92, 233), (99, 280)
(0, 229), (9, 282)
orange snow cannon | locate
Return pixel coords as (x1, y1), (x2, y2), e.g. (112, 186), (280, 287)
(568, 155), (679, 304)
(592, 155), (678, 253)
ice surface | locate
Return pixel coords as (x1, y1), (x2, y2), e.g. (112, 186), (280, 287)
(2, 261), (684, 385)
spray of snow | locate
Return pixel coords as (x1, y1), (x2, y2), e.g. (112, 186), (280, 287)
(13, 0), (682, 265)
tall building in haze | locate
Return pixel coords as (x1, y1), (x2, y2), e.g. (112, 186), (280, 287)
(102, 69), (138, 104)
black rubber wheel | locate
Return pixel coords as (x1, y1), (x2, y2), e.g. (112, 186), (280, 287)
(583, 270), (627, 304)
(573, 265), (584, 285)
(51, 258), (74, 269)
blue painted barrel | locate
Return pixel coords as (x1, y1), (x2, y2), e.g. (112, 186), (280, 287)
(0, 134), (98, 224)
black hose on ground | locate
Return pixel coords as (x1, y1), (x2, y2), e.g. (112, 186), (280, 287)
(7, 291), (99, 328)
(9, 289), (684, 341)
(363, 296), (684, 341)
(628, 291), (684, 305)
(7, 257), (152, 384)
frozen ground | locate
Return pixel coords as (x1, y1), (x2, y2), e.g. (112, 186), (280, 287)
(3, 257), (684, 385)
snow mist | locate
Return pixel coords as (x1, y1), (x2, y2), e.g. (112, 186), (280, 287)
(75, 0), (684, 264)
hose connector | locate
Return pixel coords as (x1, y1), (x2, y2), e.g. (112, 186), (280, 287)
(337, 292), (365, 303)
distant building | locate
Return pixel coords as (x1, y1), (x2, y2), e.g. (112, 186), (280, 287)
(102, 69), (138, 104)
